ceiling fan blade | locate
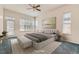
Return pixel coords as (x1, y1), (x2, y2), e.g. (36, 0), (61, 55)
(27, 4), (41, 11)
(36, 9), (41, 11)
(36, 5), (40, 7)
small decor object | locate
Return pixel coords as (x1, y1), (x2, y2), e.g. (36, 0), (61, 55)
(54, 30), (61, 41)
(2, 31), (7, 36)
(0, 31), (7, 43)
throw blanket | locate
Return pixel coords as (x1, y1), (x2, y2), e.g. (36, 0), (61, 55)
(24, 33), (49, 43)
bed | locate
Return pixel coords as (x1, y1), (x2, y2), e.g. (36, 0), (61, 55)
(17, 29), (56, 49)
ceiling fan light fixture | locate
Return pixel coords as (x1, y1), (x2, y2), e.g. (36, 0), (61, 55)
(27, 4), (41, 11)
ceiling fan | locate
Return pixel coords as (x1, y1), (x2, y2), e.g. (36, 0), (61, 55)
(27, 4), (41, 11)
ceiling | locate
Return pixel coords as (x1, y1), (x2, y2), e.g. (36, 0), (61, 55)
(0, 4), (64, 17)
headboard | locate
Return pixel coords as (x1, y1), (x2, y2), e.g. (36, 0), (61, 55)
(42, 29), (56, 34)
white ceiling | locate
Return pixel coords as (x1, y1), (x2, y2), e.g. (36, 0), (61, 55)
(0, 4), (63, 17)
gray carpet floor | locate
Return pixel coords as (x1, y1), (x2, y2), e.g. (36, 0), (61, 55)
(1, 38), (79, 54)
(0, 39), (12, 54)
(52, 41), (79, 54)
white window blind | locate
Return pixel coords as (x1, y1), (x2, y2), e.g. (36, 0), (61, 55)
(20, 19), (35, 31)
(62, 12), (71, 34)
(6, 16), (15, 35)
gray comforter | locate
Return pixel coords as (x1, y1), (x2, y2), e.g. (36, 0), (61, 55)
(24, 33), (49, 43)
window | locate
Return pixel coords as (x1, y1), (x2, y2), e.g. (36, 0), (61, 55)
(20, 19), (26, 31)
(36, 20), (39, 29)
(62, 12), (71, 34)
(20, 19), (35, 31)
(6, 16), (15, 35)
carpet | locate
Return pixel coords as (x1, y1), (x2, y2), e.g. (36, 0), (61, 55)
(11, 38), (61, 54)
(52, 41), (79, 54)
(0, 39), (12, 54)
